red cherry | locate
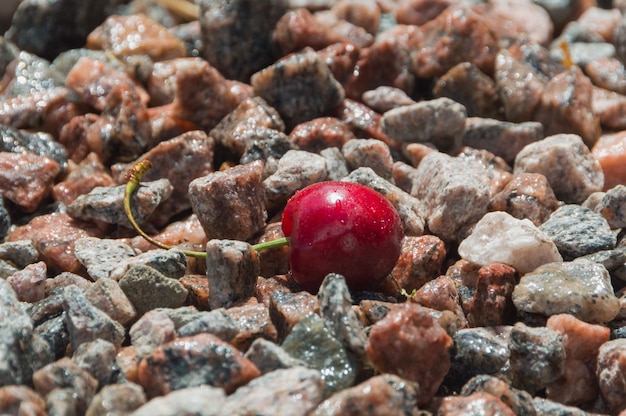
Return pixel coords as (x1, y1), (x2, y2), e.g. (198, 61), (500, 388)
(281, 181), (404, 293)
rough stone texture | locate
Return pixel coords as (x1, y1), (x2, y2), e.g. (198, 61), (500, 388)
(593, 131), (626, 191)
(411, 152), (491, 242)
(288, 117), (356, 154)
(478, 0), (553, 45)
(381, 97), (467, 152)
(366, 303), (453, 405)
(546, 314), (610, 406)
(342, 138), (394, 181)
(32, 357), (98, 416)
(6, 261), (47, 303)
(177, 308), (239, 343)
(362, 86), (416, 113)
(509, 322), (566, 395)
(490, 172), (560, 226)
(458, 211), (562, 275)
(86, 383), (146, 416)
(225, 303), (278, 350)
(52, 152), (114, 206)
(72, 338), (118, 389)
(461, 118), (543, 165)
(343, 167), (425, 236)
(199, 0), (287, 82)
(585, 57), (626, 95)
(0, 151), (60, 213)
(0, 196), (10, 242)
(0, 239), (37, 270)
(514, 134), (605, 204)
(466, 263), (516, 328)
(244, 338), (307, 375)
(118, 265), (188, 316)
(221, 367), (324, 416)
(532, 397), (595, 416)
(597, 338), (626, 414)
(0, 385), (47, 416)
(205, 240), (260, 310)
(189, 160), (266, 241)
(74, 237), (136, 281)
(137, 333), (260, 398)
(461, 375), (536, 416)
(410, 276), (465, 321)
(63, 285), (126, 350)
(312, 374), (421, 416)
(513, 259), (620, 323)
(0, 125), (68, 173)
(262, 150), (329, 213)
(251, 49), (345, 130)
(129, 310), (177, 362)
(269, 290), (320, 342)
(391, 235), (447, 293)
(281, 313), (357, 396)
(130, 385), (225, 416)
(108, 249), (187, 282)
(592, 185), (626, 229)
(539, 204), (616, 260)
(435, 392), (516, 415)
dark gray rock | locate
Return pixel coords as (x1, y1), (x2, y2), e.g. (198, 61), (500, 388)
(118, 265), (188, 316)
(0, 239), (39, 269)
(34, 314), (69, 360)
(110, 249), (187, 281)
(244, 338), (307, 375)
(0, 195), (10, 242)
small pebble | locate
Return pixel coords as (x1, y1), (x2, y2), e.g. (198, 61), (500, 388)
(118, 265), (188, 316)
(74, 237), (136, 281)
(244, 338), (307, 375)
(512, 259), (620, 323)
(269, 290), (320, 342)
(342, 138), (394, 181)
(592, 184), (626, 229)
(177, 308), (239, 342)
(362, 86), (416, 113)
(596, 338), (626, 414)
(0, 385), (47, 415)
(130, 385), (224, 416)
(592, 131), (626, 191)
(129, 310), (177, 361)
(7, 261), (47, 303)
(86, 383), (146, 416)
(391, 235), (446, 293)
(84, 277), (137, 325)
(435, 391), (515, 415)
(461, 375), (536, 416)
(288, 117), (356, 154)
(109, 248), (187, 281)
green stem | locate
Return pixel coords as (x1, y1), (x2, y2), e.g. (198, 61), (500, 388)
(124, 160), (291, 258)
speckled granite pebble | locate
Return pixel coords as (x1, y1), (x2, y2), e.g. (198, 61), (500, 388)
(512, 259), (620, 323)
(597, 338), (626, 414)
(130, 385), (225, 416)
(118, 265), (188, 316)
(74, 237), (136, 281)
(87, 383), (146, 416)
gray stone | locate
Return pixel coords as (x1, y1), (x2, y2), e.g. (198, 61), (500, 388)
(72, 339), (118, 388)
(592, 184), (626, 229)
(320, 147), (349, 181)
(509, 323), (565, 395)
(244, 338), (307, 375)
(84, 277), (137, 325)
(0, 123), (68, 171)
(0, 259), (19, 279)
(539, 204), (616, 260)
(129, 310), (177, 361)
(531, 397), (591, 416)
(342, 139), (394, 181)
(87, 383), (147, 416)
(282, 313), (357, 396)
(596, 338), (626, 414)
(118, 265), (188, 315)
(74, 237), (137, 281)
(0, 239), (39, 269)
(177, 308), (239, 342)
(513, 259), (620, 323)
(110, 249), (187, 281)
(221, 367), (324, 416)
(0, 194), (10, 241)
(34, 314), (69, 360)
(130, 385), (224, 416)
(63, 285), (126, 350)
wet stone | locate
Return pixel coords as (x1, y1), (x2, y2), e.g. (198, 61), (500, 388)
(281, 313), (357, 396)
(109, 249), (187, 281)
(2, 50), (63, 98)
(74, 237), (136, 281)
(342, 138), (394, 181)
(84, 277), (137, 325)
(137, 333), (260, 398)
(381, 97), (467, 152)
(118, 265), (188, 316)
(366, 303), (453, 405)
(344, 167), (425, 236)
(490, 172), (560, 227)
(311, 373), (421, 416)
(86, 383), (146, 416)
(435, 392), (515, 416)
(411, 152), (490, 242)
(177, 308), (239, 343)
(205, 240), (259, 310)
(263, 150), (329, 213)
(269, 290), (320, 342)
(446, 327), (511, 391)
(461, 375), (536, 416)
(0, 151), (60, 213)
(0, 385), (47, 416)
(539, 204), (616, 260)
(7, 261), (47, 303)
(513, 259), (620, 323)
(72, 339), (118, 389)
(251, 49), (345, 130)
(34, 314), (69, 360)
(189, 160), (267, 242)
(130, 385), (224, 416)
(68, 179), (173, 230)
(391, 235), (447, 293)
(509, 322), (566, 395)
(596, 338), (626, 414)
(244, 338), (307, 375)
(32, 357), (98, 416)
(63, 285), (126, 350)
(129, 310), (177, 361)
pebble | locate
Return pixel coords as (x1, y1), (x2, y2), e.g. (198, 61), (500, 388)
(539, 204), (616, 259)
(514, 134), (605, 204)
(461, 375), (536, 416)
(7, 261), (47, 303)
(585, 57), (626, 95)
(546, 314), (610, 406)
(590, 185), (626, 229)
(532, 397), (596, 416)
(177, 308), (239, 342)
(130, 385), (224, 416)
(0, 385), (47, 415)
(63, 285), (126, 350)
(222, 367), (324, 416)
(509, 322), (566, 395)
(512, 259), (620, 324)
(312, 374), (421, 416)
(129, 310), (177, 361)
(466, 263), (516, 328)
(244, 338), (306, 374)
(362, 86), (416, 113)
(45, 387), (78, 415)
(596, 338), (626, 414)
(137, 333), (260, 398)
(109, 248), (187, 281)
(343, 167), (425, 236)
(0, 195), (9, 241)
(269, 290), (320, 341)
(288, 117), (357, 154)
(84, 277), (137, 325)
(592, 131), (626, 191)
(461, 118), (543, 165)
(381, 97), (467, 152)
(342, 138), (394, 181)
(458, 211), (562, 275)
(411, 152), (491, 242)
(227, 302), (279, 350)
(118, 265), (188, 316)
(205, 239), (259, 309)
(435, 392), (516, 415)
(251, 48), (345, 130)
(593, 87), (626, 132)
(391, 234), (446, 292)
(86, 383), (146, 416)
(0, 151), (60, 213)
(281, 313), (357, 396)
(52, 152), (114, 206)
(74, 237), (136, 281)
(479, 0), (554, 46)
(72, 338), (119, 389)
(366, 303), (453, 405)
(67, 179), (173, 230)
(0, 125), (68, 173)
(410, 276), (465, 321)
(490, 172), (560, 226)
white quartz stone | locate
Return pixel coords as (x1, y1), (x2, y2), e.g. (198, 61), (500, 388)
(458, 211), (562, 275)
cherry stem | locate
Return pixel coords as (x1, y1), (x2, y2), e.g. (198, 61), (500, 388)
(124, 160), (291, 258)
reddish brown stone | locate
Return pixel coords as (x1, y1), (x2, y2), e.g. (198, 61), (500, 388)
(435, 392), (516, 415)
(0, 152), (60, 212)
(392, 235), (446, 292)
(52, 152), (114, 206)
(0, 385), (46, 416)
(592, 131), (626, 191)
(395, 0), (451, 26)
(316, 42), (361, 85)
(410, 275), (465, 320)
(269, 290), (320, 341)
(289, 117), (357, 153)
(179, 274), (210, 310)
(366, 303), (453, 405)
(116, 346), (140, 384)
(226, 302), (278, 351)
(466, 263), (516, 327)
(256, 222), (290, 278)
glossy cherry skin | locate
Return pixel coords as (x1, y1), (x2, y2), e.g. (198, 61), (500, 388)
(281, 181), (404, 293)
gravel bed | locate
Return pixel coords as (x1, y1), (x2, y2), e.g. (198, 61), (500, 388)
(1, 0), (626, 415)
